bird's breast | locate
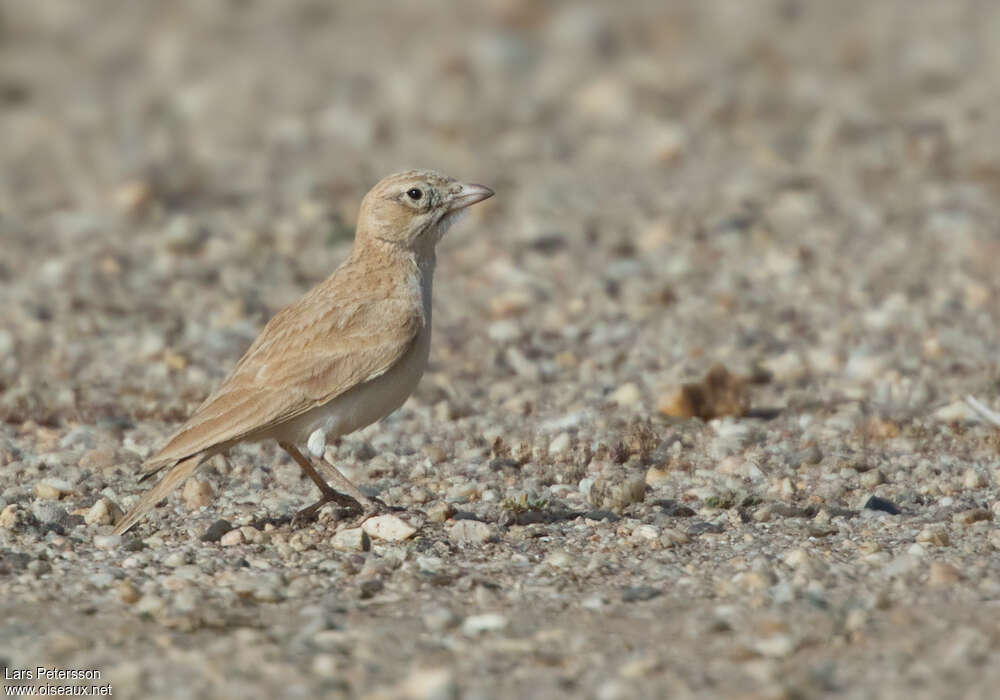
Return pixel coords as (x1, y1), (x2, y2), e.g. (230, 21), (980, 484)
(280, 323), (431, 445)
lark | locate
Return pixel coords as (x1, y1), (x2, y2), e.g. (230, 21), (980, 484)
(113, 170), (494, 534)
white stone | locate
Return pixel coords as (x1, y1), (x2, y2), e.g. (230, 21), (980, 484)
(548, 432), (571, 455)
(331, 527), (370, 551)
(94, 534), (122, 550)
(220, 529), (245, 546)
(447, 519), (492, 545)
(610, 383), (641, 408)
(182, 478), (213, 510)
(85, 497), (119, 526)
(363, 514), (417, 541)
(763, 351), (807, 382)
(163, 551), (188, 567)
(396, 667), (457, 700)
(0, 504), (21, 529)
(134, 595), (165, 617)
(546, 550), (576, 568)
(934, 400), (976, 423)
(487, 320), (522, 342)
(34, 479), (73, 500)
(963, 468), (986, 489)
(784, 548), (811, 569)
(631, 524), (659, 541)
(422, 607), (459, 633)
(461, 613), (508, 635)
(755, 634), (796, 658)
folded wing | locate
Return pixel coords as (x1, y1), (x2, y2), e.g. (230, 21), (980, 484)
(142, 286), (422, 474)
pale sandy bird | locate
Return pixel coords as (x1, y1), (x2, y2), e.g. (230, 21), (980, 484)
(113, 170), (494, 535)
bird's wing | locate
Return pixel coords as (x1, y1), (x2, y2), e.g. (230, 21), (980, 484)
(141, 283), (422, 473)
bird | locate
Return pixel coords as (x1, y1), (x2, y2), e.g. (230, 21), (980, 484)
(113, 169), (494, 535)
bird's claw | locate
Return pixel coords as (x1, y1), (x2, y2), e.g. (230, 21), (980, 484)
(291, 490), (364, 528)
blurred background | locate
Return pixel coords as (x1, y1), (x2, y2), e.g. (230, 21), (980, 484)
(3, 0), (1000, 407)
(2, 0), (999, 419)
(2, 1), (1000, 698)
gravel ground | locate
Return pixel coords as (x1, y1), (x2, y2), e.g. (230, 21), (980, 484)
(2, 1), (1000, 698)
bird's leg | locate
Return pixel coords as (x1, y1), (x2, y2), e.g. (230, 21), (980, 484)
(279, 442), (364, 525)
(313, 455), (381, 511)
(304, 428), (382, 512)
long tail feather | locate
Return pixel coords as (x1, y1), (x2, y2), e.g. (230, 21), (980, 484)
(113, 454), (204, 535)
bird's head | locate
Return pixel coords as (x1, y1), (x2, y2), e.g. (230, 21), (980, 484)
(356, 169), (494, 255)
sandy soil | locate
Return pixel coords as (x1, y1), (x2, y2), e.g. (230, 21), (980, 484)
(2, 1), (1000, 698)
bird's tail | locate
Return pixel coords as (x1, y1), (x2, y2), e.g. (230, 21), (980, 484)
(113, 454), (204, 535)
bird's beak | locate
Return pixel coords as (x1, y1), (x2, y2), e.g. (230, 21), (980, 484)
(448, 183), (495, 211)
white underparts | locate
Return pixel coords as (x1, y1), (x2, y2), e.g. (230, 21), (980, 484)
(439, 207), (468, 235)
(307, 428), (327, 458)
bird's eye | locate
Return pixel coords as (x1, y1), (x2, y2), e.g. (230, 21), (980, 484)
(406, 188), (423, 201)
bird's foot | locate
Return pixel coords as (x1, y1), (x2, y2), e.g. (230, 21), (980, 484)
(291, 489), (363, 528)
(343, 496), (392, 527)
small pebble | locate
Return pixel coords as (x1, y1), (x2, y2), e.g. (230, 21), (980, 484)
(610, 383), (641, 408)
(80, 448), (117, 471)
(135, 595), (165, 617)
(784, 548), (811, 570)
(445, 481), (478, 503)
(253, 584), (282, 603)
(201, 519), (233, 542)
(548, 432), (571, 455)
(622, 586), (662, 602)
(331, 527), (370, 551)
(860, 470), (885, 488)
(927, 561), (962, 587)
(447, 519), (493, 545)
(589, 473), (646, 511)
(220, 529), (245, 546)
(461, 613), (508, 635)
(395, 667), (458, 700)
(953, 509), (992, 526)
(362, 514), (417, 541)
(425, 501), (455, 523)
(0, 504), (23, 529)
(240, 525), (263, 544)
(630, 524), (659, 541)
(916, 526), (949, 546)
(422, 607), (459, 633)
(659, 528), (689, 547)
(163, 550), (189, 567)
(182, 478), (214, 510)
(115, 580), (141, 604)
(863, 496), (901, 515)
(962, 469), (986, 489)
(755, 634), (797, 658)
(310, 655), (339, 679)
(85, 497), (122, 526)
(34, 479), (73, 500)
(546, 550), (577, 569)
(644, 466), (671, 488)
(32, 502), (69, 525)
(94, 534), (122, 550)
(359, 579), (384, 599)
